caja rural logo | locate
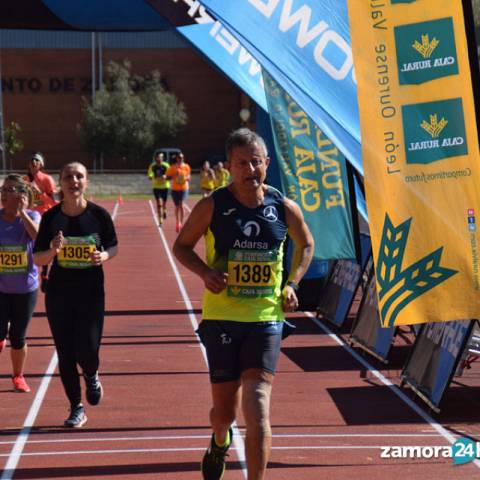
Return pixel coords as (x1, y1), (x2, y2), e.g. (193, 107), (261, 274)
(376, 213), (457, 327)
(402, 98), (468, 164)
(394, 17), (458, 85)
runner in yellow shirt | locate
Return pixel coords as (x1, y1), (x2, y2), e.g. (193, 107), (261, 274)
(200, 161), (216, 197)
(173, 128), (313, 480)
(147, 152), (171, 226)
(213, 161), (230, 188)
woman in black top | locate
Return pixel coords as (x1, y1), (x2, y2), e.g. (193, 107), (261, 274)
(34, 162), (118, 428)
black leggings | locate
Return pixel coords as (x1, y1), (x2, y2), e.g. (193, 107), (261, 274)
(46, 283), (105, 407)
(0, 290), (38, 349)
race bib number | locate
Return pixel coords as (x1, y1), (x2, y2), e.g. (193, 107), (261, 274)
(177, 174), (186, 185)
(0, 245), (28, 275)
(58, 235), (96, 269)
(227, 249), (278, 298)
(33, 195), (43, 207)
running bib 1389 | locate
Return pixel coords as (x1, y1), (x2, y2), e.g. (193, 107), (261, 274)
(58, 235), (96, 269)
(227, 249), (278, 298)
(0, 245), (28, 274)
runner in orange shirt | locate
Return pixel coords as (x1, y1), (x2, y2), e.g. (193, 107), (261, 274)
(166, 152), (191, 233)
(24, 152), (57, 215)
(24, 152), (58, 291)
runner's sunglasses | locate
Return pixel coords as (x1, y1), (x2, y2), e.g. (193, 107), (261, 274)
(1, 186), (29, 194)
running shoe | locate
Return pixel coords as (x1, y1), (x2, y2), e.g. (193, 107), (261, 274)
(12, 375), (31, 393)
(64, 404), (87, 428)
(163, 210), (167, 220)
(176, 222), (182, 233)
(201, 428), (232, 480)
(84, 372), (103, 406)
(0, 339), (6, 353)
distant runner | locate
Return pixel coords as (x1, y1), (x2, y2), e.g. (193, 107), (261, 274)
(200, 160), (216, 197)
(147, 151), (170, 226)
(213, 161), (230, 189)
(24, 152), (58, 291)
(166, 152), (191, 233)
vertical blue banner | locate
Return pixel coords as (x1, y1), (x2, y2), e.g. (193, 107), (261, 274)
(198, 0), (362, 175)
(264, 72), (356, 260)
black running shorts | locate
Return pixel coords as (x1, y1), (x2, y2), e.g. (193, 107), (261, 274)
(171, 189), (188, 206)
(196, 320), (283, 383)
(153, 188), (169, 202)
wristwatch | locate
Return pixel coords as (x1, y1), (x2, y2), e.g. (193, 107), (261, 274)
(285, 280), (299, 292)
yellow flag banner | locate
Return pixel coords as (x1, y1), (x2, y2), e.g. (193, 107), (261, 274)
(347, 0), (480, 326)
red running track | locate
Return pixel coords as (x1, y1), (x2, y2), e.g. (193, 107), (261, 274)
(1, 198), (480, 479)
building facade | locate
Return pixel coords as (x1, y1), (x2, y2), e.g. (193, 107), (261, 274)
(0, 30), (248, 171)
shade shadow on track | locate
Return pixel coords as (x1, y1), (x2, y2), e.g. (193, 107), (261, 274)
(96, 371), (207, 377)
(289, 316), (355, 336)
(10, 462), (215, 479)
(2, 425), (213, 437)
(33, 308), (202, 318)
(5, 339), (199, 349)
(101, 339), (198, 346)
(0, 370), (206, 385)
(25, 334), (197, 340)
(428, 386), (480, 422)
(281, 344), (413, 372)
(327, 385), (480, 425)
(10, 460), (341, 479)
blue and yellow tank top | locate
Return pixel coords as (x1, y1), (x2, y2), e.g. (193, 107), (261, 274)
(203, 186), (288, 322)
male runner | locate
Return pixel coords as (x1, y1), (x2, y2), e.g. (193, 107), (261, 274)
(147, 152), (170, 225)
(173, 128), (313, 480)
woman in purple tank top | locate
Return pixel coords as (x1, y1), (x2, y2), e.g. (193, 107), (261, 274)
(0, 174), (40, 393)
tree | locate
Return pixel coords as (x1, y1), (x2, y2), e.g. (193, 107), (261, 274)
(4, 121), (24, 169)
(79, 60), (187, 168)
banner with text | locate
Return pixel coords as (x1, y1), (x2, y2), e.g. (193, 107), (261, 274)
(264, 72), (357, 260)
(198, 0), (363, 176)
(347, 0), (480, 326)
(173, 0), (368, 222)
(401, 320), (474, 410)
(317, 234), (372, 326)
(350, 273), (396, 362)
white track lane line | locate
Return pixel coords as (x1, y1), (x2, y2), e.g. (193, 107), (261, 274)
(148, 200), (248, 479)
(0, 443), (460, 458)
(0, 445), (398, 457)
(1, 201), (120, 480)
(0, 432), (449, 446)
(304, 311), (480, 469)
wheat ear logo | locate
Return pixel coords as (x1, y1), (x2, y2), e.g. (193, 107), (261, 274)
(412, 34), (439, 58)
(420, 114), (448, 138)
(376, 213), (457, 326)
